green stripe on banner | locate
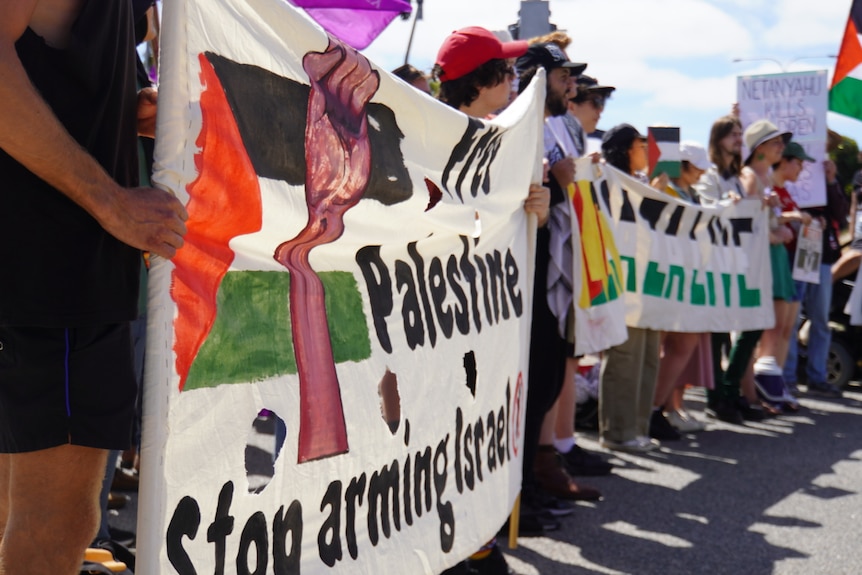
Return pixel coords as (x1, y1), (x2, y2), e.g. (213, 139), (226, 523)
(185, 270), (371, 390)
(829, 76), (862, 121)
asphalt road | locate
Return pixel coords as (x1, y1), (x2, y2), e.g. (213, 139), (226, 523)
(109, 382), (862, 575)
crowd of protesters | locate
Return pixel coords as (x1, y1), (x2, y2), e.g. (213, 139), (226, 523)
(395, 24), (862, 575)
(1, 2), (859, 573)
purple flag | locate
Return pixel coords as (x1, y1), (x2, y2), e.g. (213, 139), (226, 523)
(290, 0), (412, 49)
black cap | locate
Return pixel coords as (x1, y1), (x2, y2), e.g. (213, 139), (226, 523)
(515, 43), (587, 76)
(601, 123), (646, 153)
(571, 75), (615, 102)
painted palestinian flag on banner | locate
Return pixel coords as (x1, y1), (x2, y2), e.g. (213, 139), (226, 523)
(289, 0), (412, 49)
(647, 127), (680, 179)
(830, 0), (862, 120)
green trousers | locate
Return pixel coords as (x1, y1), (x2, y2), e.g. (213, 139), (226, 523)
(708, 330), (763, 404)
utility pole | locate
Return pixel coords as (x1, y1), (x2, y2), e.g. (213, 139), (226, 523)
(404, 0), (423, 65)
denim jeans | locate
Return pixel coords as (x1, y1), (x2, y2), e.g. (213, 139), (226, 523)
(784, 264), (832, 385)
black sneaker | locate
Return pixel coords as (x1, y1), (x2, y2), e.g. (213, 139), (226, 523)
(557, 445), (613, 476)
(649, 410), (681, 440)
(703, 399), (743, 425)
(511, 487), (562, 535)
(736, 397), (766, 421)
(807, 381), (843, 398)
(540, 494), (577, 517)
(500, 508), (559, 537)
(468, 544), (514, 575)
(704, 398), (744, 424)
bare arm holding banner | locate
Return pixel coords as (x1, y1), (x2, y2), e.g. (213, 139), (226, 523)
(0, 0), (187, 258)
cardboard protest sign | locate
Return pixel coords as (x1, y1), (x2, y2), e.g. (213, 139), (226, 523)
(793, 223), (823, 284)
(737, 71), (829, 207)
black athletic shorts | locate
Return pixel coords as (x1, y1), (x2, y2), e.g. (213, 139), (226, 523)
(0, 323), (137, 453)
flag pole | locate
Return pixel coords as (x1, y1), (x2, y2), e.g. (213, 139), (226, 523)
(404, 0), (423, 64)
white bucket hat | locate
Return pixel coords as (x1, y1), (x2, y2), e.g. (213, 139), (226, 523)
(743, 119), (791, 163)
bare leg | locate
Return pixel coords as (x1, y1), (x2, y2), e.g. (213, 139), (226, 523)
(759, 300), (796, 367)
(654, 332), (700, 408)
(775, 301), (800, 368)
(0, 445), (107, 575)
(553, 358), (579, 444)
(668, 386), (685, 412)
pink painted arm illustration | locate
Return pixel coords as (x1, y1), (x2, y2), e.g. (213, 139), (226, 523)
(274, 40), (379, 462)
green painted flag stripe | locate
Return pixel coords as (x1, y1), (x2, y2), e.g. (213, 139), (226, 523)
(184, 270), (371, 390)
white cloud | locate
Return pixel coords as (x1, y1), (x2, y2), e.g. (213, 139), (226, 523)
(360, 0), (862, 144)
(552, 0), (754, 61)
(763, 0), (851, 50)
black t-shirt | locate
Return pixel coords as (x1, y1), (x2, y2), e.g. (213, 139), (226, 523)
(0, 0), (140, 327)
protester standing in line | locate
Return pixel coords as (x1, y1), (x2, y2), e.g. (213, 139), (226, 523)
(783, 157), (848, 398)
(0, 1), (187, 573)
(596, 123), (664, 452)
(706, 119), (790, 423)
(652, 142), (712, 435)
(433, 26), (549, 573)
(546, 73), (617, 475)
(751, 140), (815, 412)
(695, 114), (764, 424)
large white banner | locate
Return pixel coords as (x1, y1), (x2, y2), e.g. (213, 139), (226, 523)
(571, 162), (774, 353)
(139, 1), (544, 573)
(737, 70), (829, 208)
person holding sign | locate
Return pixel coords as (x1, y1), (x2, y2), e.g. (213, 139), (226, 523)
(432, 26), (552, 571)
(752, 140), (815, 410)
(652, 142), (712, 434)
(696, 114), (764, 424)
(598, 124), (666, 452)
(783, 158), (849, 398)
(0, 1), (188, 574)
(707, 119), (790, 422)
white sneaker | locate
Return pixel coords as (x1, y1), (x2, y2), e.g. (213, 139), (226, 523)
(666, 409), (706, 432)
(601, 436), (659, 453)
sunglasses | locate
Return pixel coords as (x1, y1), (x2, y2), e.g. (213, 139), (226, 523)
(587, 95), (606, 110)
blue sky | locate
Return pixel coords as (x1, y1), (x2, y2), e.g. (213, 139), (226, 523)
(361, 0), (858, 150)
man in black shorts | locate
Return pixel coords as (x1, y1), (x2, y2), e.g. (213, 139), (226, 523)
(0, 1), (187, 573)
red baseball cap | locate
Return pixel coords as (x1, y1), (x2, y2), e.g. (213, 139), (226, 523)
(435, 26), (528, 82)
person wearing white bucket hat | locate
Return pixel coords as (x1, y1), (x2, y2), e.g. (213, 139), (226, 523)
(751, 140), (818, 412)
(720, 119), (795, 417)
(742, 118), (792, 166)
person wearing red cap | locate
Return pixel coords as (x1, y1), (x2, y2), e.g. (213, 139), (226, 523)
(434, 26), (528, 116)
(434, 26), (550, 575)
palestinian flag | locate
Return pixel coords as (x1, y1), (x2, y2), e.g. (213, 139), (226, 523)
(648, 127), (680, 179)
(830, 0), (862, 120)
